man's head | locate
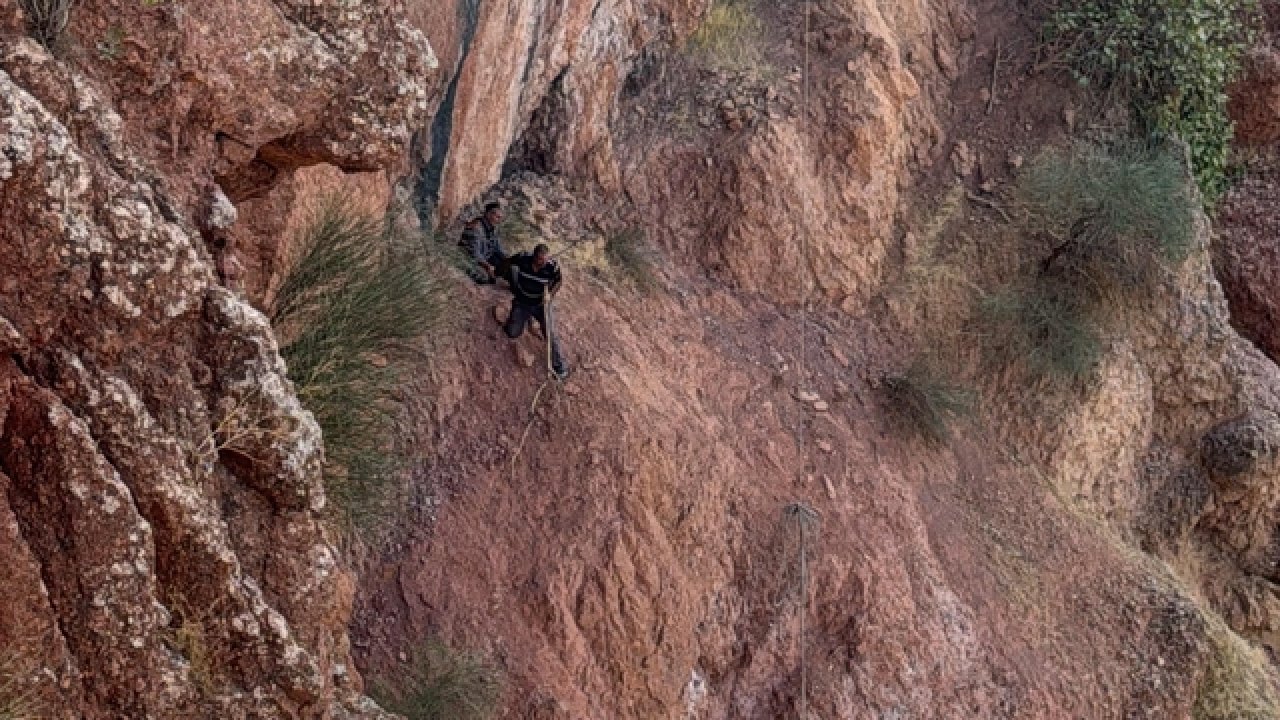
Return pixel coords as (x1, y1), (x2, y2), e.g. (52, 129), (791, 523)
(484, 201), (503, 225)
(533, 243), (551, 271)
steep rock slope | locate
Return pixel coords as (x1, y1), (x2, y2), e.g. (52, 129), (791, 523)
(0, 0), (433, 716)
(407, 0), (708, 223)
(356, 1), (1280, 718)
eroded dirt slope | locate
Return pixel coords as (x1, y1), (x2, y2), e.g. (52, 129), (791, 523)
(354, 0), (1280, 718)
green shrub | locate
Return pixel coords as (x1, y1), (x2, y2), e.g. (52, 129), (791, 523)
(270, 198), (452, 535)
(1194, 618), (1280, 719)
(372, 640), (502, 720)
(688, 0), (763, 70)
(1044, 0), (1258, 201)
(18, 0), (76, 49)
(605, 227), (659, 291)
(980, 286), (1103, 383)
(881, 361), (975, 445)
(1021, 143), (1196, 301)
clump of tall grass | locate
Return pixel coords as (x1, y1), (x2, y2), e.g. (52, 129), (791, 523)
(880, 360), (975, 445)
(979, 285), (1103, 384)
(0, 648), (42, 720)
(688, 0), (763, 70)
(605, 227), (659, 292)
(372, 640), (502, 720)
(270, 198), (452, 535)
(1194, 617), (1280, 719)
(1022, 143), (1196, 303)
(19, 0), (76, 49)
(972, 143), (1195, 384)
(497, 215), (539, 254)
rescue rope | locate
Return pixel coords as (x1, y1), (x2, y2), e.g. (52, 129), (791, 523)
(796, 3), (815, 718)
(508, 295), (560, 480)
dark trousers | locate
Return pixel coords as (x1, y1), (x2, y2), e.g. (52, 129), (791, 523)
(504, 300), (567, 374)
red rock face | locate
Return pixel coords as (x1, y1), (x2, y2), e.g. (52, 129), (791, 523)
(1229, 2), (1280, 145)
(405, 0), (707, 223)
(352, 3), (1280, 719)
(6, 0), (1280, 716)
(1230, 47), (1280, 145)
(0, 0), (432, 715)
(1218, 157), (1280, 362)
(1222, 6), (1280, 360)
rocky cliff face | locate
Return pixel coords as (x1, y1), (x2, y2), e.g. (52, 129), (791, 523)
(407, 0), (706, 224)
(0, 0), (432, 715)
(5, 0), (1280, 718)
(357, 2), (1280, 720)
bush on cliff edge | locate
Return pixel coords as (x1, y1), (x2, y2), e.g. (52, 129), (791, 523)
(270, 198), (451, 536)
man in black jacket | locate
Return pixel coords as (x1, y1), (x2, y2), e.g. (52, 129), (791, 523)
(504, 243), (570, 380)
(461, 201), (507, 284)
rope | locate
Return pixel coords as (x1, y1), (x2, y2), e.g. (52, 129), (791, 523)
(795, 4), (815, 718)
(508, 295), (560, 480)
(783, 503), (819, 719)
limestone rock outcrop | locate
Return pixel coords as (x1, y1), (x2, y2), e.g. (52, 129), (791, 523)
(0, 0), (434, 714)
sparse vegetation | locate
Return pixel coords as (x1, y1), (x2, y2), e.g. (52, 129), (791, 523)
(881, 360), (975, 445)
(497, 214), (539, 254)
(270, 198), (452, 535)
(972, 143), (1197, 383)
(165, 596), (216, 695)
(1194, 618), (1280, 719)
(96, 26), (124, 60)
(187, 387), (290, 475)
(1021, 142), (1196, 301)
(1044, 0), (1259, 200)
(979, 285), (1103, 383)
(688, 0), (763, 70)
(372, 640), (502, 720)
(0, 648), (42, 720)
(19, 0), (76, 49)
(605, 227), (659, 291)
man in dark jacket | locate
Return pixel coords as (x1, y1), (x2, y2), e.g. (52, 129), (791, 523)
(505, 243), (570, 380)
(461, 201), (507, 284)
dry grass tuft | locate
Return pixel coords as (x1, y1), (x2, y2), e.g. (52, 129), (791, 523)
(1194, 617), (1280, 719)
(605, 227), (659, 292)
(881, 360), (975, 445)
(0, 647), (42, 720)
(372, 640), (503, 720)
(19, 0), (76, 49)
(688, 0), (764, 70)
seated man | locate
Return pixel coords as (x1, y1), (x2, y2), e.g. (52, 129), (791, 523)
(461, 201), (507, 284)
(504, 243), (570, 381)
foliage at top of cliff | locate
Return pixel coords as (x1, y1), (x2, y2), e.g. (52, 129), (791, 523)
(1045, 0), (1259, 202)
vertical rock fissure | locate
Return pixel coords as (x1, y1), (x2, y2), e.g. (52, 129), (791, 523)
(416, 0), (484, 227)
(502, 67), (570, 177)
